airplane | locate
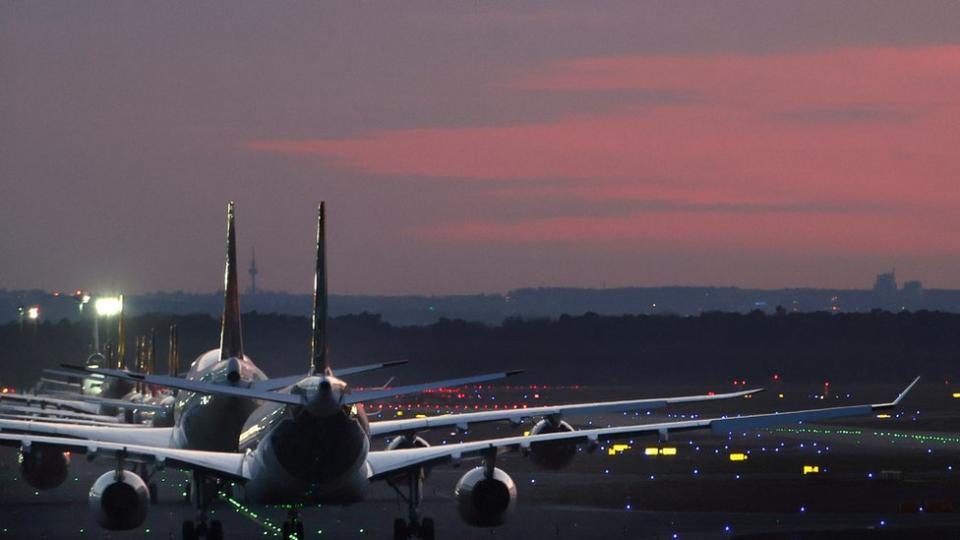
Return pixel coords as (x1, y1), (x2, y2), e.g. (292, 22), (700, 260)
(0, 203), (919, 540)
(0, 202), (497, 498)
(0, 203), (282, 493)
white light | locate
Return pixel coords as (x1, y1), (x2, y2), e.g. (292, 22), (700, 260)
(94, 297), (123, 316)
(27, 306), (40, 320)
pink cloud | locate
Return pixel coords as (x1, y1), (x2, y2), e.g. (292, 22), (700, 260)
(246, 46), (960, 252)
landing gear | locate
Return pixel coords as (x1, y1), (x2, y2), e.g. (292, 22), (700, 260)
(390, 467), (434, 539)
(280, 508), (305, 540)
(181, 470), (224, 539)
(136, 462), (160, 504)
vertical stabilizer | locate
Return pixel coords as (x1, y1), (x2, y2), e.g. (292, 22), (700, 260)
(311, 202), (330, 375)
(116, 294), (126, 370)
(220, 202), (244, 360)
(147, 328), (156, 375)
(168, 323), (180, 377)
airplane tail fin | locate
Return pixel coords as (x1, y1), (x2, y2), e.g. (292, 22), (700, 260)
(219, 201), (244, 361)
(116, 294), (126, 370)
(168, 323), (180, 377)
(311, 202), (330, 375)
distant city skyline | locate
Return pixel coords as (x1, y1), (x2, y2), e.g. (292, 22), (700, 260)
(3, 3), (960, 295)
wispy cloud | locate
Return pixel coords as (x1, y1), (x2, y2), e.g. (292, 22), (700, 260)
(248, 45), (960, 256)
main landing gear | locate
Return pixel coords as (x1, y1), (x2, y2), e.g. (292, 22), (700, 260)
(137, 462), (160, 504)
(182, 470), (224, 540)
(390, 467), (435, 540)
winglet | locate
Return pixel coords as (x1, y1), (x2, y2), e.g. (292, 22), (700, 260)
(873, 375), (921, 409)
(891, 375), (921, 407)
(311, 202), (329, 375)
(220, 202), (244, 360)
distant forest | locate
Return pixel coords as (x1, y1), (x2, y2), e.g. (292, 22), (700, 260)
(1, 310), (957, 390)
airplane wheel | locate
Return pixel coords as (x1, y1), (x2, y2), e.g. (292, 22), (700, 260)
(208, 520), (224, 540)
(393, 518), (408, 540)
(182, 520), (197, 540)
(420, 518), (435, 540)
(149, 482), (159, 504)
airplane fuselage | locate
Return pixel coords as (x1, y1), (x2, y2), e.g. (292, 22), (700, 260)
(171, 350), (267, 452)
(237, 375), (371, 504)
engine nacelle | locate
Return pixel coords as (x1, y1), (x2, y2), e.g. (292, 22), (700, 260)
(526, 419), (577, 470)
(386, 434), (430, 451)
(19, 445), (70, 490)
(88, 470), (149, 530)
(454, 466), (517, 527)
(386, 435), (431, 479)
(151, 397), (176, 427)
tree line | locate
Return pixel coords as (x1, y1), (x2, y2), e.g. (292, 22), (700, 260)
(1, 310), (957, 390)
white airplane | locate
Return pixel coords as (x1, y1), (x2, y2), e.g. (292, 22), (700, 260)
(0, 202), (490, 495)
(0, 203), (919, 540)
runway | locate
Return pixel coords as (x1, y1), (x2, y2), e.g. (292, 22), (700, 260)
(2, 383), (960, 538)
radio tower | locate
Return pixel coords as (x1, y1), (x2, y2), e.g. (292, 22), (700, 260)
(248, 247), (258, 295)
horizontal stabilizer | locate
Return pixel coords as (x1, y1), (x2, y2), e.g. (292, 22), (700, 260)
(251, 360), (409, 392)
(62, 365), (303, 406)
(344, 370), (523, 405)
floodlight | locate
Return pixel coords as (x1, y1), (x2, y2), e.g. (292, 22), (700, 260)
(94, 296), (123, 316)
(27, 306), (40, 320)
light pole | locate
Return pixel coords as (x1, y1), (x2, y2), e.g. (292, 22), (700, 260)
(26, 305), (40, 335)
(94, 296), (123, 355)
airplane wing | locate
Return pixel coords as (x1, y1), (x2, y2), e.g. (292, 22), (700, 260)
(0, 432), (249, 481)
(81, 396), (169, 413)
(0, 413), (145, 428)
(0, 418), (175, 447)
(0, 404), (122, 423)
(63, 364), (523, 407)
(0, 393), (102, 415)
(43, 368), (104, 380)
(368, 386), (763, 437)
(1, 392), (169, 416)
(366, 377), (918, 481)
(250, 360), (408, 392)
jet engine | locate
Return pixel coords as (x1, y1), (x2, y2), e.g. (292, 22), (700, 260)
(19, 445), (70, 489)
(88, 469), (149, 530)
(386, 434), (432, 479)
(525, 418), (577, 470)
(454, 466), (517, 527)
(386, 434), (430, 451)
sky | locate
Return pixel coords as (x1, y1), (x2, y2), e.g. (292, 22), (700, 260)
(2, 1), (960, 295)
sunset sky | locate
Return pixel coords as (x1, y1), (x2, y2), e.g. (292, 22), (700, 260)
(3, 2), (960, 294)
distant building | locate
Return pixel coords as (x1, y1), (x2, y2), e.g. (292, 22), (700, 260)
(873, 271), (897, 298)
(901, 280), (923, 300)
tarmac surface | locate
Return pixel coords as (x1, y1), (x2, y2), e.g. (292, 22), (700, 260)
(2, 383), (960, 539)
